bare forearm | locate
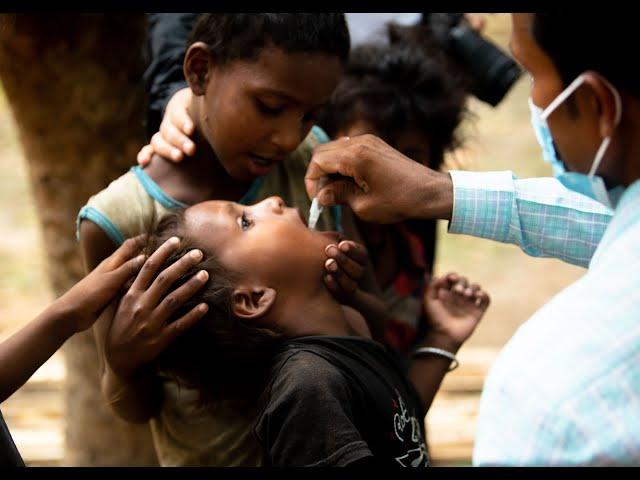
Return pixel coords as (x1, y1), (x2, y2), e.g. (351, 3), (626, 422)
(0, 301), (75, 403)
(408, 357), (450, 413)
(408, 333), (460, 413)
(92, 305), (162, 423)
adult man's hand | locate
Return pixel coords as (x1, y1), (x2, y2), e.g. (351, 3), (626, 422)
(305, 134), (454, 224)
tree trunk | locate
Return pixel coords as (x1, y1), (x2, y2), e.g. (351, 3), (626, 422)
(0, 14), (158, 465)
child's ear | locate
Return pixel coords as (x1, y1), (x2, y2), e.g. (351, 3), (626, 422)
(231, 286), (277, 321)
(184, 42), (212, 96)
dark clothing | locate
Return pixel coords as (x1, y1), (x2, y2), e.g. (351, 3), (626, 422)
(254, 336), (429, 467)
(0, 410), (24, 467)
(144, 13), (198, 137)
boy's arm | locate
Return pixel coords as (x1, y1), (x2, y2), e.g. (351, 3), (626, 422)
(79, 220), (163, 422)
(93, 302), (165, 423)
(0, 302), (84, 404)
(408, 273), (489, 412)
(0, 237), (145, 403)
(407, 333), (460, 414)
(79, 221), (209, 423)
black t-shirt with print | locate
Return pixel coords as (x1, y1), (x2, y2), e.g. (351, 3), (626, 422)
(254, 336), (429, 467)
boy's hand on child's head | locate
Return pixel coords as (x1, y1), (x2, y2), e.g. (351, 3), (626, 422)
(323, 240), (368, 305)
(106, 236), (209, 379)
(423, 272), (490, 353)
(137, 87), (196, 166)
(57, 235), (148, 334)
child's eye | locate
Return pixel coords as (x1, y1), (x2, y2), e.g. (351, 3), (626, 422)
(240, 212), (253, 231)
(255, 99), (284, 116)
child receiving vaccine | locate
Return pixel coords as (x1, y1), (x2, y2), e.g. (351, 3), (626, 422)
(78, 14), (378, 466)
(316, 41), (468, 354)
(137, 196), (490, 466)
(140, 38), (469, 357)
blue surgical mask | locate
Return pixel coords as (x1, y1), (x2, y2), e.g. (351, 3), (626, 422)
(528, 73), (623, 209)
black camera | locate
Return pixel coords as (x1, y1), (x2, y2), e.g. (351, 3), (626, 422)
(420, 13), (522, 107)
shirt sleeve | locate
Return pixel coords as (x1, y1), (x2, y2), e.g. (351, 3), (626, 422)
(143, 13), (200, 137)
(254, 352), (373, 467)
(448, 170), (614, 268)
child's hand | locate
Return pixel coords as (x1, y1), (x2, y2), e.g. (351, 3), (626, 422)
(57, 236), (147, 334)
(137, 87), (196, 166)
(106, 237), (209, 379)
(323, 240), (368, 305)
(423, 272), (490, 352)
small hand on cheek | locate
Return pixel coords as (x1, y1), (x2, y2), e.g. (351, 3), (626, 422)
(323, 240), (367, 302)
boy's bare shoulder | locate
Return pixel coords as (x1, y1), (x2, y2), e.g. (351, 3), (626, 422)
(78, 219), (118, 270)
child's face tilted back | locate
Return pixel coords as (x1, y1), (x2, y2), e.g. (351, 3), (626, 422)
(184, 196), (341, 313)
(147, 197), (347, 401)
(184, 14), (348, 182)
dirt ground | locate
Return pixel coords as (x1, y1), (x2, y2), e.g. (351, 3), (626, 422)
(0, 13), (586, 465)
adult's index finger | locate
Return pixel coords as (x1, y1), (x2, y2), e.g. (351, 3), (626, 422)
(305, 140), (356, 199)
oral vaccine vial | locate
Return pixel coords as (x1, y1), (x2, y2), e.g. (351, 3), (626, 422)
(308, 197), (323, 230)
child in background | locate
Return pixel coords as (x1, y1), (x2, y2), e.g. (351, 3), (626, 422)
(142, 38), (469, 357)
(141, 197), (490, 467)
(78, 14), (378, 467)
(317, 41), (468, 354)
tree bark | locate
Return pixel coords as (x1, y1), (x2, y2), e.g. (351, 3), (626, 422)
(0, 13), (158, 465)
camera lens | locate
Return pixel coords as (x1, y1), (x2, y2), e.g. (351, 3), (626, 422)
(450, 25), (522, 106)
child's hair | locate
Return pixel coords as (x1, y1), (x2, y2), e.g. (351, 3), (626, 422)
(144, 211), (285, 407)
(189, 13), (350, 66)
(318, 42), (468, 169)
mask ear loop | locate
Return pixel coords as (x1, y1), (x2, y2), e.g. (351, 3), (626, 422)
(588, 76), (622, 177)
(540, 73), (588, 121)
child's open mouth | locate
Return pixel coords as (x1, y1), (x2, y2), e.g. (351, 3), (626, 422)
(295, 208), (343, 242)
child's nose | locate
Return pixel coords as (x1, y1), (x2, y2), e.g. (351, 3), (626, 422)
(265, 196), (284, 213)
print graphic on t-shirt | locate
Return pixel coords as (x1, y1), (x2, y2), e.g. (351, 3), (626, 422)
(392, 389), (429, 467)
